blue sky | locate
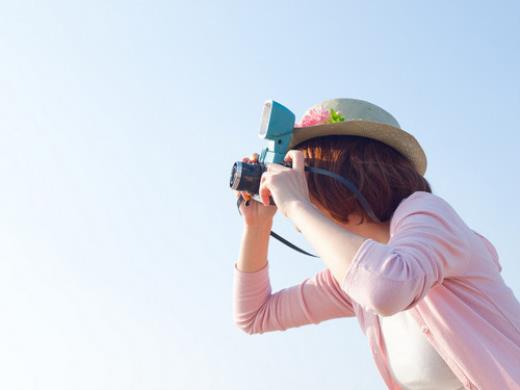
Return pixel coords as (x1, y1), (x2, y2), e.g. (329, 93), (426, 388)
(0, 1), (519, 389)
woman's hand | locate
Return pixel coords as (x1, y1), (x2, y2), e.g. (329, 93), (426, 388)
(234, 153), (277, 228)
(258, 150), (311, 218)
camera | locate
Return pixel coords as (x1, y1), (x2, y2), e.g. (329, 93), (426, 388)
(229, 159), (292, 197)
(229, 100), (295, 204)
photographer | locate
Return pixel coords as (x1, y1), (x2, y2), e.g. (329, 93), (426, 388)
(232, 98), (520, 389)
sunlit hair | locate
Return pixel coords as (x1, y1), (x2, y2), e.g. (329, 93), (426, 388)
(294, 135), (432, 224)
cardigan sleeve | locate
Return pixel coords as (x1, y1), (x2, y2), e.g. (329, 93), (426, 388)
(341, 192), (473, 317)
(233, 261), (357, 335)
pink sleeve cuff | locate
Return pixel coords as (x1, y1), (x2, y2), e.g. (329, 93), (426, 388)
(233, 262), (272, 323)
(233, 261), (270, 290)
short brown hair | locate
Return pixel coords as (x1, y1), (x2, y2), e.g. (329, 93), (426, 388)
(294, 135), (432, 224)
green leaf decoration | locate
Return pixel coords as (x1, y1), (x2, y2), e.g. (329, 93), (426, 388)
(328, 109), (345, 123)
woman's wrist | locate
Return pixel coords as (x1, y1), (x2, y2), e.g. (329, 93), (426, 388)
(244, 220), (273, 233)
(238, 222), (272, 273)
(285, 199), (318, 221)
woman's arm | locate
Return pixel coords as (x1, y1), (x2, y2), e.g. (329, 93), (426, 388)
(286, 201), (367, 287)
(257, 150), (367, 287)
(236, 224), (272, 273)
(288, 192), (474, 317)
(233, 152), (356, 335)
(233, 263), (357, 335)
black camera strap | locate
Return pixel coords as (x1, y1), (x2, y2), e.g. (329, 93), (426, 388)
(235, 166), (380, 258)
(305, 166), (381, 223)
(236, 195), (318, 257)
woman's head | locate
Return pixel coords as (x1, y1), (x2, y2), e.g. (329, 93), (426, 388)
(295, 135), (431, 225)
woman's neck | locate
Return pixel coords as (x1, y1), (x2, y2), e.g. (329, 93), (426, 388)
(343, 218), (391, 244)
(313, 203), (391, 244)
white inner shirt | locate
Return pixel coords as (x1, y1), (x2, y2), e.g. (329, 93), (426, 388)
(379, 309), (465, 390)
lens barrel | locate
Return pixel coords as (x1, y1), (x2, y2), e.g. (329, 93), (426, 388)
(229, 161), (266, 195)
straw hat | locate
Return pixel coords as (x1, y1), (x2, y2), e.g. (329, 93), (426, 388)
(289, 98), (427, 176)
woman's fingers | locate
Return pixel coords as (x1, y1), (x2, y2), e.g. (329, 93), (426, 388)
(234, 187), (251, 204)
(259, 173), (270, 206)
(284, 150), (305, 172)
(242, 153), (258, 163)
(237, 153), (258, 204)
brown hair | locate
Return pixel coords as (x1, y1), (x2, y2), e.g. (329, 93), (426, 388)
(295, 135), (432, 224)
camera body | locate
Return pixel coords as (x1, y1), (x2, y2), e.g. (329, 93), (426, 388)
(230, 100), (295, 200)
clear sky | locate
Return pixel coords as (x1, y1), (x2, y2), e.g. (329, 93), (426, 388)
(0, 1), (519, 389)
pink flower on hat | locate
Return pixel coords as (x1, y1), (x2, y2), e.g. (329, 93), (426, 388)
(294, 106), (345, 128)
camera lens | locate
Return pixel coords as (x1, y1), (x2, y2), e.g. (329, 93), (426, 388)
(229, 162), (242, 189)
(229, 161), (265, 195)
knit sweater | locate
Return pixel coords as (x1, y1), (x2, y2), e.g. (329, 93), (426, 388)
(233, 191), (520, 389)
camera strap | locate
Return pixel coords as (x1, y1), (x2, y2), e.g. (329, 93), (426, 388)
(304, 166), (381, 223)
(236, 195), (318, 257)
(236, 166), (380, 258)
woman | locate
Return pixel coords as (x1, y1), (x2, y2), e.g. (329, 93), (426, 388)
(232, 98), (520, 390)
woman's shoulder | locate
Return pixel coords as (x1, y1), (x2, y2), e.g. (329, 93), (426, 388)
(391, 191), (457, 224)
(390, 191), (502, 271)
(389, 190), (470, 238)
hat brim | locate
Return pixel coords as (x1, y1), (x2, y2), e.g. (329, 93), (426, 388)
(288, 120), (427, 176)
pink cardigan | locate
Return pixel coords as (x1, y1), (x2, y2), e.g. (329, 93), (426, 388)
(233, 191), (520, 390)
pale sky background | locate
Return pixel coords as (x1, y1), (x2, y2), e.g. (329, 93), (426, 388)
(0, 1), (519, 389)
